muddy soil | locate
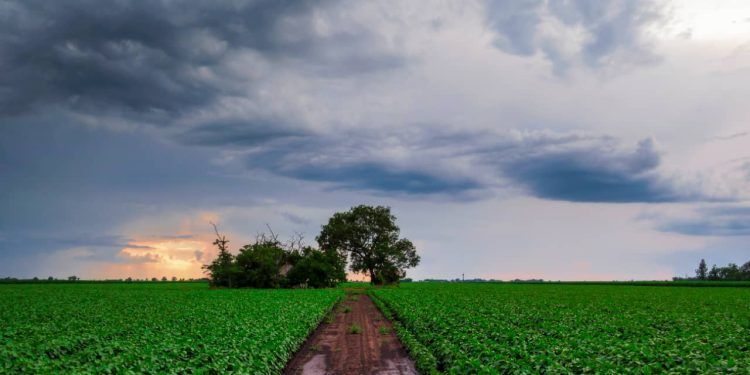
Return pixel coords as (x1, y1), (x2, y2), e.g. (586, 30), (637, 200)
(284, 292), (417, 375)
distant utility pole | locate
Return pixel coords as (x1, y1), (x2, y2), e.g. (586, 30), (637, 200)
(462, 273), (464, 282)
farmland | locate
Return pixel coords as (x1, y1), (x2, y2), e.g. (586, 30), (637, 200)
(371, 283), (750, 374)
(0, 283), (341, 373)
(3, 281), (750, 374)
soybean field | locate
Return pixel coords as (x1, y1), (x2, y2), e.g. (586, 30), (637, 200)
(371, 283), (750, 374)
(0, 283), (342, 373)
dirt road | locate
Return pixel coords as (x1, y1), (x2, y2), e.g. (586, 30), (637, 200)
(284, 292), (417, 375)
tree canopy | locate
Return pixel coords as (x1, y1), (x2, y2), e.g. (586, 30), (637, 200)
(692, 258), (750, 281)
(317, 205), (420, 285)
(204, 205), (419, 288)
(203, 228), (346, 289)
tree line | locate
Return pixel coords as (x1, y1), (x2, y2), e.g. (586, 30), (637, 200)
(693, 258), (750, 281)
(203, 205), (420, 288)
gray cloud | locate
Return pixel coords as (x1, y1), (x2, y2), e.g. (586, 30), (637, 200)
(0, 234), (132, 254)
(485, 0), (663, 75)
(0, 0), (405, 117)
(176, 119), (308, 147)
(0, 0), (688, 203)
(180, 126), (707, 202)
(239, 131), (485, 197)
(282, 161), (482, 195)
(658, 206), (750, 236)
(495, 138), (688, 202)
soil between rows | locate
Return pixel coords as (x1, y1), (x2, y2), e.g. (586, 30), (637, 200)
(283, 292), (417, 375)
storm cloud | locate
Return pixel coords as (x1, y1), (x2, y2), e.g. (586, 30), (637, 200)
(497, 138), (684, 202)
(0, 0), (689, 201)
(2, 0), (750, 280)
(0, 0), (405, 117)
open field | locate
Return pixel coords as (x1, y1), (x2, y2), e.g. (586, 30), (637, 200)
(371, 283), (750, 374)
(0, 283), (341, 373)
(3, 281), (750, 374)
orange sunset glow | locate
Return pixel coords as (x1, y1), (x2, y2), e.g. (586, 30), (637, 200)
(95, 235), (217, 280)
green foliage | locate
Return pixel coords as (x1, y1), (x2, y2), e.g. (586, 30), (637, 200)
(689, 259), (750, 281)
(0, 283), (342, 373)
(369, 293), (439, 375)
(348, 324), (363, 334)
(696, 259), (708, 280)
(235, 242), (288, 288)
(324, 312), (336, 324)
(372, 283), (750, 374)
(342, 306), (352, 313)
(285, 247), (346, 288)
(203, 227), (345, 289)
(202, 226), (236, 287)
(378, 326), (391, 335)
(317, 205), (420, 285)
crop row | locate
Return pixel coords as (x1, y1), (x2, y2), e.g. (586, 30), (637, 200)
(0, 283), (342, 373)
(372, 283), (750, 374)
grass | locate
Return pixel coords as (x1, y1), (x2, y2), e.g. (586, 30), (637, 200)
(324, 312), (336, 324)
(348, 324), (363, 334)
(378, 326), (391, 335)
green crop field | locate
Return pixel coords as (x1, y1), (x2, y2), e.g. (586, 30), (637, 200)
(0, 283), (342, 373)
(371, 283), (750, 374)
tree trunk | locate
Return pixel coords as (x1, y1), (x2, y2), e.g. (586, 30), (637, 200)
(369, 269), (379, 285)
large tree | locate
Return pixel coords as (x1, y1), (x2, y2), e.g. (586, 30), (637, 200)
(317, 205), (420, 285)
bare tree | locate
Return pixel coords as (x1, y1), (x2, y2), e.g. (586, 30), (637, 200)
(211, 221), (229, 253)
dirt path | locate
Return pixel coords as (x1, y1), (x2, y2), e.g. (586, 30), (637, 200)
(284, 292), (418, 375)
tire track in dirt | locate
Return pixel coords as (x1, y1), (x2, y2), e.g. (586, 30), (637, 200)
(284, 291), (417, 375)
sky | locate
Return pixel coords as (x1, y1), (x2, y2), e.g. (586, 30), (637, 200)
(2, 0), (750, 281)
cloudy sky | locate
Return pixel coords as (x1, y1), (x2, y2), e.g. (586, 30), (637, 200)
(2, 0), (750, 280)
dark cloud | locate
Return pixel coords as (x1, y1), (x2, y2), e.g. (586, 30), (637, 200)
(0, 234), (132, 255)
(176, 119), (307, 147)
(497, 138), (686, 203)
(658, 206), (750, 236)
(181, 127), (705, 202)
(0, 0), (405, 117)
(0, 0), (683, 203)
(485, 0), (663, 75)
(174, 123), (717, 202)
(283, 161), (482, 195)
(231, 129), (486, 197)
